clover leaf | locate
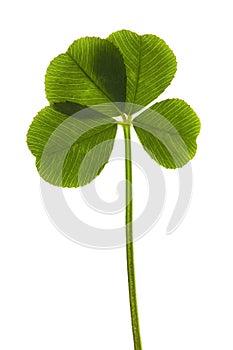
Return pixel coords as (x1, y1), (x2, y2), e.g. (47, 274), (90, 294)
(27, 105), (117, 187)
(133, 98), (201, 168)
(45, 37), (126, 116)
(107, 30), (177, 107)
(26, 30), (201, 350)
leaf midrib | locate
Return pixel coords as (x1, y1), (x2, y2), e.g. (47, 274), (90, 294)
(133, 120), (182, 137)
(66, 52), (116, 105)
(38, 123), (116, 158)
(131, 36), (142, 105)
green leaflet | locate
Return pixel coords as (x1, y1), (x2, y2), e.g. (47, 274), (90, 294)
(133, 99), (201, 169)
(107, 30), (177, 111)
(27, 106), (117, 187)
(45, 37), (126, 115)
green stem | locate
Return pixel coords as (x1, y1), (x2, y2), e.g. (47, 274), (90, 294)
(123, 124), (143, 350)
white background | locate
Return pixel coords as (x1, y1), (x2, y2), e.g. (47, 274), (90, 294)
(1, 0), (233, 349)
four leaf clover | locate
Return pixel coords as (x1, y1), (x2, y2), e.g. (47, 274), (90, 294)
(26, 30), (201, 350)
(27, 30), (200, 186)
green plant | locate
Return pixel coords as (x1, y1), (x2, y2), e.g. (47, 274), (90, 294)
(27, 29), (200, 349)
